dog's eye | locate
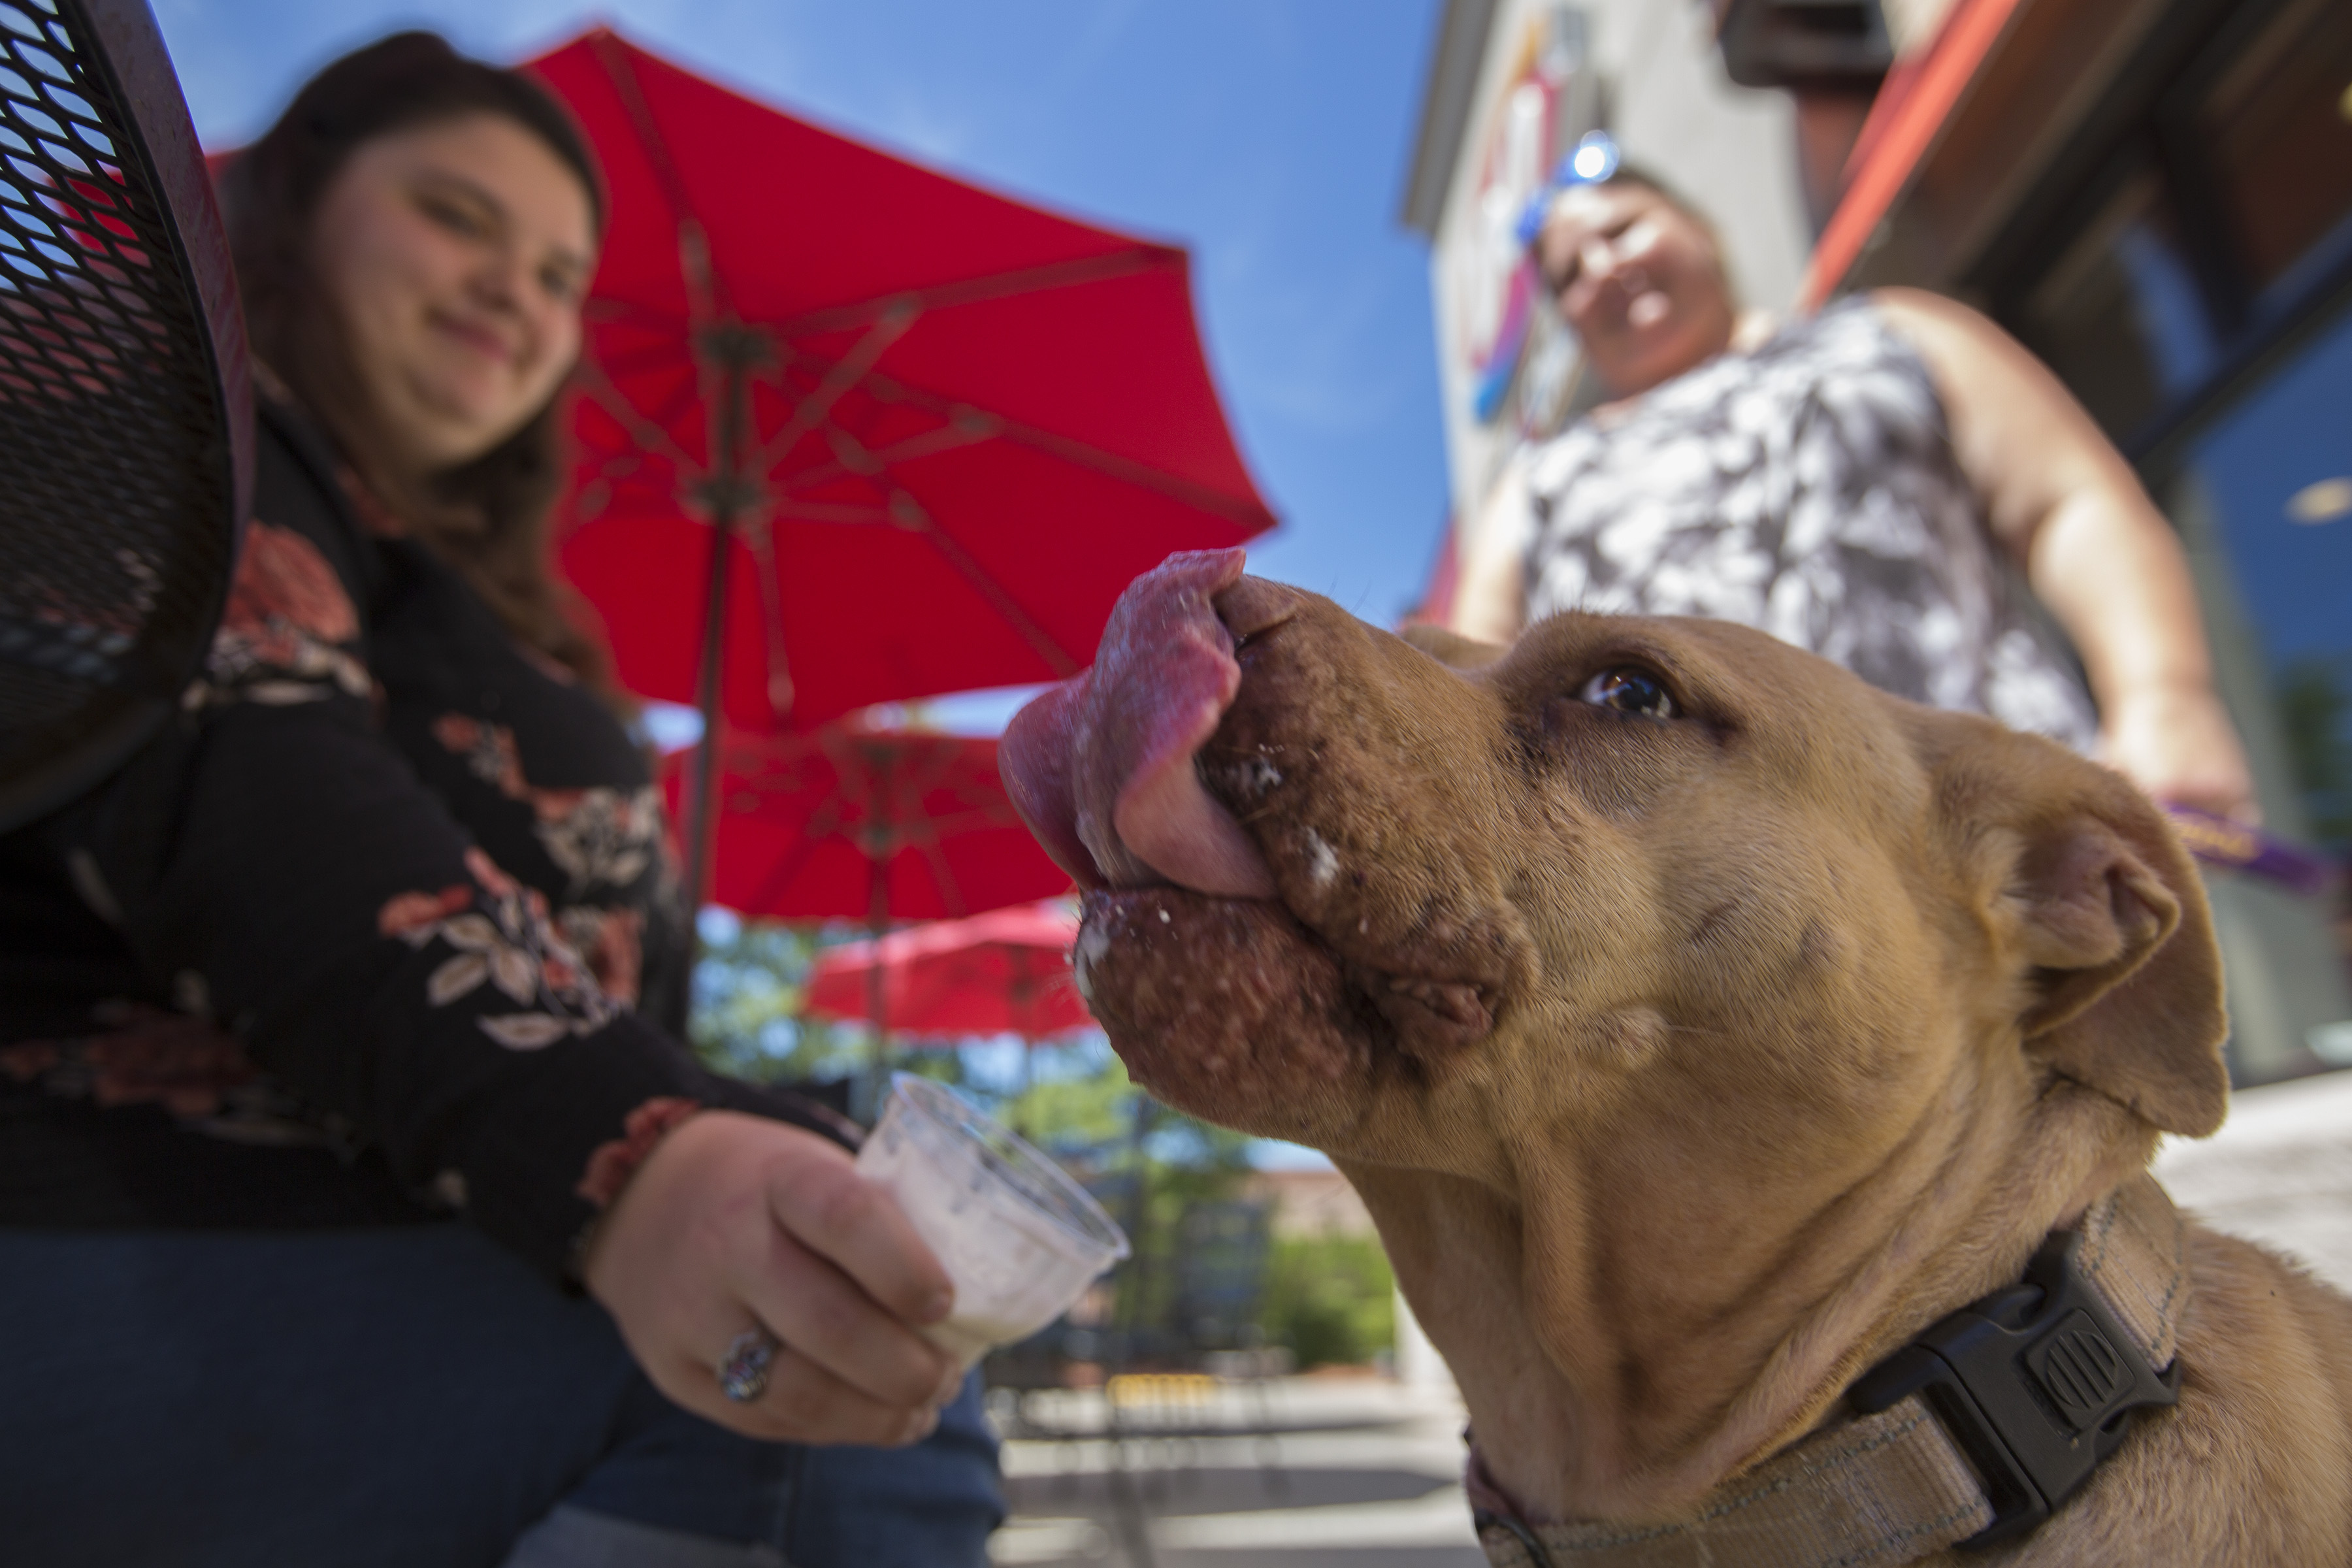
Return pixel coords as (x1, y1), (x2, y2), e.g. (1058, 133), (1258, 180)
(1580, 666), (1675, 719)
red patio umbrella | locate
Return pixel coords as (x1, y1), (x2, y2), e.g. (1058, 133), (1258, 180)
(804, 900), (1089, 1133)
(802, 901), (1088, 1040)
(527, 30), (1279, 920)
(656, 724), (1071, 1063)
(663, 725), (1068, 926)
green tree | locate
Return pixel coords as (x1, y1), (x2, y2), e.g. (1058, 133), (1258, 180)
(999, 1041), (1145, 1156)
(1260, 1232), (1396, 1369)
(988, 1049), (1266, 1348)
(685, 915), (864, 1086)
(992, 1050), (1403, 1366)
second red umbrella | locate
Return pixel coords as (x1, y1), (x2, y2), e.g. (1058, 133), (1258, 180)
(664, 725), (1069, 926)
(803, 901), (1089, 1041)
(656, 724), (1070, 1057)
(805, 902), (1088, 1135)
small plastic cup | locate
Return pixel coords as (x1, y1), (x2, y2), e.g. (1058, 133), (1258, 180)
(857, 1073), (1132, 1366)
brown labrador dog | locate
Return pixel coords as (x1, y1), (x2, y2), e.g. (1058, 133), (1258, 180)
(1002, 551), (2352, 1567)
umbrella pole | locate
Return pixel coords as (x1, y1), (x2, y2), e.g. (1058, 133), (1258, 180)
(674, 346), (759, 1039)
(1006, 950), (1036, 1138)
(1013, 1033), (1034, 1140)
(864, 847), (889, 1120)
(673, 502), (731, 1028)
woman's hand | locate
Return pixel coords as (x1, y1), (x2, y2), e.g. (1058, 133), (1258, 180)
(1874, 289), (2264, 826)
(2098, 682), (2262, 824)
(581, 1110), (965, 1446)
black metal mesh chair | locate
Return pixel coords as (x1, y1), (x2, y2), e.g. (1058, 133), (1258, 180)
(0, 0), (248, 832)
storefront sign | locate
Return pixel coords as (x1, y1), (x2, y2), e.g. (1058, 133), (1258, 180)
(1446, 7), (1595, 430)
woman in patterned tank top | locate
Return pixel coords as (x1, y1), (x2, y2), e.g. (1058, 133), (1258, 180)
(1448, 166), (2255, 825)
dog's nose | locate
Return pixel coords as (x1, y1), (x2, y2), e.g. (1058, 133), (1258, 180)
(1213, 576), (1305, 644)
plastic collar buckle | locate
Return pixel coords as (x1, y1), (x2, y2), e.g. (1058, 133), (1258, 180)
(1848, 1231), (2181, 1551)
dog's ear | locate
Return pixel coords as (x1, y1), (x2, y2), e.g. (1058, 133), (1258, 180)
(1398, 623), (1506, 672)
(1951, 728), (2230, 1137)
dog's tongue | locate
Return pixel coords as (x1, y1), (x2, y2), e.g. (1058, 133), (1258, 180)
(1001, 549), (1275, 898)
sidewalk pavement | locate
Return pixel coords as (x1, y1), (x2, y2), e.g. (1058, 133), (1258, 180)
(2153, 1066), (2352, 1293)
(988, 1373), (1487, 1568)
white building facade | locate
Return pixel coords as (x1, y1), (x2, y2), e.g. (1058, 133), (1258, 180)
(1399, 0), (1813, 529)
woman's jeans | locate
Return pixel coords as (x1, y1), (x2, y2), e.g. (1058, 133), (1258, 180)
(0, 1224), (1004, 1567)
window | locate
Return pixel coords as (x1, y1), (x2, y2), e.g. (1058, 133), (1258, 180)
(1982, 0), (2352, 1085)
(2016, 166), (2218, 436)
(1991, 0), (2352, 450)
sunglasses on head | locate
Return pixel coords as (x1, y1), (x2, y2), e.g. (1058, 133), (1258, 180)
(1514, 130), (1623, 251)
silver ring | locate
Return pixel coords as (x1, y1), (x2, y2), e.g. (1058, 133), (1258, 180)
(717, 1327), (779, 1404)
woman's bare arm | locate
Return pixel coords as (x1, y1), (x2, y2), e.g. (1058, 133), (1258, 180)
(1872, 287), (2258, 821)
(1447, 449), (1535, 646)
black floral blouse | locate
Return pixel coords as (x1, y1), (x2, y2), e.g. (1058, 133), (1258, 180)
(0, 395), (845, 1280)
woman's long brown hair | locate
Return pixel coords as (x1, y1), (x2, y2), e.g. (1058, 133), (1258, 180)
(219, 31), (627, 708)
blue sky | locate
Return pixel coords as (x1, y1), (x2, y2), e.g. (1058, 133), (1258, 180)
(155, 0), (1458, 666)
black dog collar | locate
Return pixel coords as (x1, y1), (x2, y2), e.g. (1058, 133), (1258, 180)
(1471, 1175), (2188, 1567)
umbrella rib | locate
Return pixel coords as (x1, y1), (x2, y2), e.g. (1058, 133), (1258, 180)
(735, 783), (857, 915)
(729, 727), (827, 771)
(860, 420), (996, 468)
(589, 30), (730, 321)
(885, 488), (1081, 678)
(572, 355), (706, 478)
(771, 500), (894, 525)
(915, 835), (969, 920)
(581, 296), (688, 331)
(753, 306), (919, 477)
(861, 367), (1274, 528)
(778, 417), (995, 499)
(913, 803), (1026, 839)
(766, 248), (1175, 339)
(735, 503), (796, 723)
(742, 824), (827, 917)
(889, 813), (1019, 856)
(592, 339), (708, 379)
(819, 423), (880, 481)
(650, 372), (718, 451)
(764, 491), (889, 519)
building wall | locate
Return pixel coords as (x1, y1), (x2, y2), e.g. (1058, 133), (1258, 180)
(1239, 1167), (1378, 1239)
(1413, 0), (1811, 525)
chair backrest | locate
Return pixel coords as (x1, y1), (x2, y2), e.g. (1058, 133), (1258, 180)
(0, 0), (248, 832)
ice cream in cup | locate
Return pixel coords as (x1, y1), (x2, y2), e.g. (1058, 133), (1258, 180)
(856, 1073), (1132, 1366)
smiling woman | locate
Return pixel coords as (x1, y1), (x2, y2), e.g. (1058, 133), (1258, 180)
(216, 35), (624, 703)
(1529, 171), (1741, 406)
(1451, 171), (2261, 835)
(0, 31), (1000, 1568)
(309, 116), (593, 469)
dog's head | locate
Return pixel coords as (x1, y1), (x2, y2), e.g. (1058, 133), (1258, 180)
(1005, 549), (2229, 1511)
(1005, 549), (2227, 1189)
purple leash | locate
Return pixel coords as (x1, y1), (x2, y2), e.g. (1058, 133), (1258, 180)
(2163, 805), (2341, 899)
